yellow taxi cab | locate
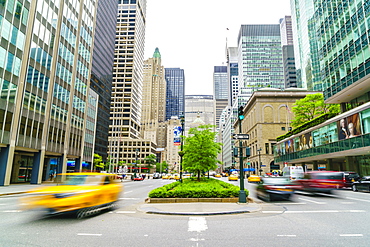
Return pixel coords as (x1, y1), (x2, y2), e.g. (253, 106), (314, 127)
(248, 175), (261, 183)
(228, 174), (239, 181)
(215, 174), (222, 178)
(162, 174), (170, 179)
(173, 174), (180, 180)
(19, 172), (122, 218)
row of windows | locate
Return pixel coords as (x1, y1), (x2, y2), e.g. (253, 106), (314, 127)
(1, 15), (26, 51)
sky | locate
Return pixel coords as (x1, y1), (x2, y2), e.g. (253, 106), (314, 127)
(144, 0), (292, 95)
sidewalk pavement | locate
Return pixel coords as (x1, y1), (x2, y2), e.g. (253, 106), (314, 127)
(0, 182), (261, 216)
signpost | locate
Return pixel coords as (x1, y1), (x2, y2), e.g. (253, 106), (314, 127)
(232, 134), (249, 140)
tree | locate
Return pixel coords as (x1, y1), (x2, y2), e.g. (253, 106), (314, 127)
(182, 124), (222, 181)
(291, 93), (340, 128)
(93, 153), (104, 170)
(156, 161), (168, 173)
(144, 154), (157, 166)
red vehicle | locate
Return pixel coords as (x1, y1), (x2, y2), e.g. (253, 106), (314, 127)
(133, 176), (144, 181)
(294, 171), (344, 194)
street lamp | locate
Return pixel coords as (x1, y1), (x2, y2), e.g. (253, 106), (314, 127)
(179, 114), (185, 183)
(135, 148), (139, 174)
(257, 148), (262, 176)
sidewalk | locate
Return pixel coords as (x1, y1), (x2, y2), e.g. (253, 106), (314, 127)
(0, 182), (261, 216)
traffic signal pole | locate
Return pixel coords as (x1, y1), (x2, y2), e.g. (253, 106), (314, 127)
(238, 106), (247, 203)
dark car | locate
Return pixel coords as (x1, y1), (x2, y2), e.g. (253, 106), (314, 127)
(256, 177), (295, 201)
(342, 171), (360, 187)
(352, 176), (370, 192)
(294, 171), (344, 194)
(153, 173), (161, 179)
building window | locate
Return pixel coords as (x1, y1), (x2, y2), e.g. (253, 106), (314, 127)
(265, 143), (269, 154)
(281, 127), (286, 131)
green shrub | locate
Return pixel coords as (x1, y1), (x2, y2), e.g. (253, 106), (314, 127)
(148, 178), (249, 198)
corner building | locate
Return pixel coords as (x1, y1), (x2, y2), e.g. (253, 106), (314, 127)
(275, 0), (370, 175)
(0, 0), (98, 185)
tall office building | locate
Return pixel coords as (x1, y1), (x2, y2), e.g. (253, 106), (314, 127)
(237, 25), (285, 101)
(226, 47), (239, 106)
(0, 0), (98, 186)
(142, 48), (166, 148)
(108, 0), (148, 166)
(275, 0), (370, 176)
(290, 0), (321, 90)
(165, 68), (185, 120)
(90, 0), (118, 162)
(213, 66), (228, 127)
(280, 16), (297, 88)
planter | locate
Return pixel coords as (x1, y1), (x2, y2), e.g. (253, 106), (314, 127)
(146, 197), (254, 203)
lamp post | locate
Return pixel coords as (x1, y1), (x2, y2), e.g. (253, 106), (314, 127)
(237, 106), (247, 203)
(135, 148), (139, 174)
(179, 115), (185, 183)
(257, 148), (262, 176)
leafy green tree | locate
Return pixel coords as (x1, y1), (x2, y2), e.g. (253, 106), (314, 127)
(156, 161), (168, 173)
(291, 93), (340, 128)
(182, 124), (222, 181)
(93, 153), (104, 170)
(144, 154), (157, 166)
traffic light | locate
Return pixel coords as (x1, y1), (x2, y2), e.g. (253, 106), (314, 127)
(245, 147), (251, 157)
(238, 106), (244, 120)
(233, 148), (238, 157)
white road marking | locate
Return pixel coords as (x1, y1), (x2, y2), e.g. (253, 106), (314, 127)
(262, 210), (365, 214)
(124, 190), (133, 194)
(275, 202), (306, 205)
(77, 233), (102, 236)
(0, 204), (6, 206)
(188, 217), (208, 233)
(346, 197), (370, 203)
(340, 234), (363, 237)
(340, 202), (355, 204)
(115, 211), (136, 214)
(298, 197), (326, 204)
(277, 235), (296, 237)
(119, 198), (140, 200)
(2, 210), (22, 212)
(148, 186), (153, 187)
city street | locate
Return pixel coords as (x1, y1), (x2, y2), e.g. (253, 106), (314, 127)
(0, 178), (370, 247)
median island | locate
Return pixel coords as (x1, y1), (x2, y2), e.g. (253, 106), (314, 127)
(147, 178), (250, 203)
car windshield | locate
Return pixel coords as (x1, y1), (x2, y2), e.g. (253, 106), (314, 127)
(57, 175), (102, 185)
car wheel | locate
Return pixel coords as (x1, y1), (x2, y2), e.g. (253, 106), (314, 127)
(352, 185), (358, 192)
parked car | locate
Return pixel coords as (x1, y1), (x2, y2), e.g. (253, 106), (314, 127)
(19, 172), (122, 218)
(133, 176), (144, 181)
(256, 177), (294, 201)
(228, 174), (238, 181)
(248, 175), (261, 183)
(352, 176), (370, 192)
(294, 171), (344, 193)
(341, 171), (360, 187)
(153, 173), (161, 179)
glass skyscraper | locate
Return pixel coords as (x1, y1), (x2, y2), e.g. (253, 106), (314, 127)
(237, 24), (285, 101)
(0, 0), (98, 185)
(90, 0), (118, 162)
(165, 68), (185, 120)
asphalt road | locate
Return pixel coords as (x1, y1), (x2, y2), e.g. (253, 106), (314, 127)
(1, 177), (370, 247)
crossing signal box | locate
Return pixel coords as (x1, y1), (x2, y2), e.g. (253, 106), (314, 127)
(245, 147), (251, 157)
(233, 148), (238, 157)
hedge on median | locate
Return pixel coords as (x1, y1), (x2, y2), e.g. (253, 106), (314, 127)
(148, 177), (249, 198)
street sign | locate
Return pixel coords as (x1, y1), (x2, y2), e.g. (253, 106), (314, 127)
(232, 134), (249, 140)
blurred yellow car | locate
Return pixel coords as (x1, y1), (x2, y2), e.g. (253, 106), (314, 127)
(173, 174), (180, 180)
(162, 174), (170, 179)
(248, 175), (261, 183)
(19, 172), (122, 218)
(228, 174), (238, 181)
(215, 174), (222, 178)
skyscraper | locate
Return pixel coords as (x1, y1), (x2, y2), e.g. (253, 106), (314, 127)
(0, 0), (98, 185)
(90, 0), (118, 162)
(238, 24), (285, 100)
(142, 48), (166, 148)
(165, 68), (185, 120)
(280, 16), (297, 88)
(108, 0), (148, 166)
(213, 66), (228, 127)
(226, 47), (239, 106)
(290, 0), (321, 90)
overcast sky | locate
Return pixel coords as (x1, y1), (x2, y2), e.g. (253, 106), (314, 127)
(144, 0), (292, 95)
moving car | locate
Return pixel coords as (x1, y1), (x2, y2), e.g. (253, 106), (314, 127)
(153, 173), (161, 179)
(248, 175), (261, 183)
(294, 171), (344, 193)
(162, 174), (170, 179)
(341, 171), (360, 187)
(228, 174), (238, 181)
(282, 166), (304, 180)
(133, 176), (144, 181)
(352, 176), (370, 192)
(215, 174), (222, 178)
(19, 172), (123, 218)
(256, 177), (294, 201)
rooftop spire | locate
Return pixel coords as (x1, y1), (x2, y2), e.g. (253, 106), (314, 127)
(153, 47), (161, 58)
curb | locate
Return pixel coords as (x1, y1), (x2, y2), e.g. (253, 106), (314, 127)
(143, 209), (254, 216)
